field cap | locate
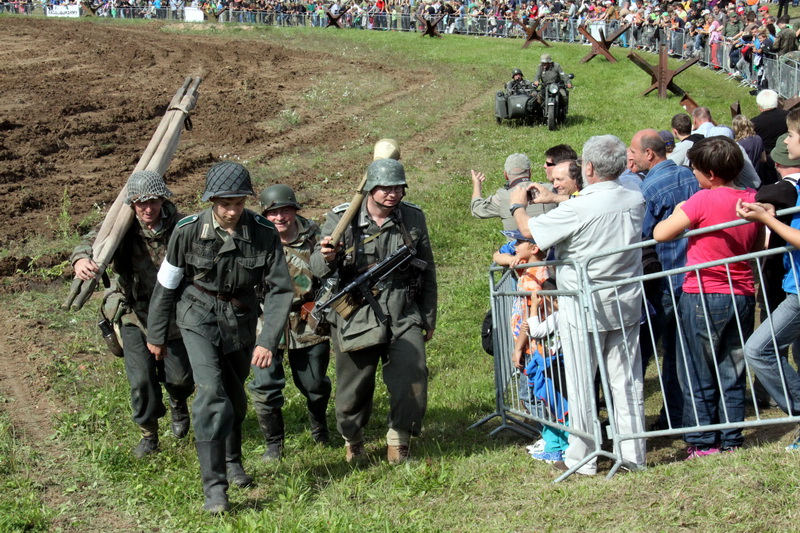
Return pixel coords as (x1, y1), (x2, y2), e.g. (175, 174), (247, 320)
(504, 153), (531, 179)
(771, 134), (800, 167)
(501, 229), (536, 244)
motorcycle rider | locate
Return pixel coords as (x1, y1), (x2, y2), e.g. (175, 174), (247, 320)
(505, 68), (533, 95)
(533, 53), (572, 105)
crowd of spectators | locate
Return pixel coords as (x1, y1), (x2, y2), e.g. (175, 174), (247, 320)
(472, 96), (800, 470)
(14, 0), (797, 95)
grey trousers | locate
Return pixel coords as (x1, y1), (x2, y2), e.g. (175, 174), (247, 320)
(120, 324), (193, 427)
(249, 341), (332, 418)
(333, 326), (428, 443)
(180, 329), (251, 442)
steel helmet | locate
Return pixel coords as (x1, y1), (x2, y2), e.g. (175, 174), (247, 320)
(540, 53), (553, 63)
(201, 162), (254, 202)
(364, 158), (407, 192)
(512, 68), (524, 77)
(260, 184), (301, 211)
(125, 170), (173, 205)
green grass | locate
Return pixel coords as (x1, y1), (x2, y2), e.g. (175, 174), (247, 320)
(0, 416), (52, 533)
(3, 18), (795, 532)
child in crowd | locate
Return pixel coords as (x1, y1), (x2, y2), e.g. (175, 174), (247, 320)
(518, 282), (569, 463)
(495, 230), (549, 418)
(654, 136), (763, 458)
(737, 109), (800, 450)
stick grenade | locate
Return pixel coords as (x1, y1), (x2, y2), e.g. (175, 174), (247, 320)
(327, 139), (401, 247)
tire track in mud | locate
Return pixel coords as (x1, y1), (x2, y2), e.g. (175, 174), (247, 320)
(0, 305), (140, 532)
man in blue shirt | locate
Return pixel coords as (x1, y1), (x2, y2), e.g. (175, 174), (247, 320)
(630, 128), (699, 432)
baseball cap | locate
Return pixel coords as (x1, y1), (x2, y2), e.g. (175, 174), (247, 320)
(771, 134), (800, 167)
(504, 153), (531, 179)
(501, 229), (536, 244)
(658, 129), (675, 147)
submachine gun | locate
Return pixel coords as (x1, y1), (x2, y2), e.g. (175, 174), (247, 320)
(311, 244), (427, 327)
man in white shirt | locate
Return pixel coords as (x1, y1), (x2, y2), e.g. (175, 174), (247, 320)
(510, 135), (647, 476)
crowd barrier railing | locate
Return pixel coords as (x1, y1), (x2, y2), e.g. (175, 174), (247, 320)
(471, 257), (623, 479)
(476, 206), (800, 481)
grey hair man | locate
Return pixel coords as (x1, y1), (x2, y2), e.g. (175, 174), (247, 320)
(752, 89), (789, 186)
(510, 135), (647, 475)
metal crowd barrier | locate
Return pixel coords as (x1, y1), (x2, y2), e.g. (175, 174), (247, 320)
(476, 207), (800, 480)
(14, 4), (800, 95)
(470, 258), (615, 480)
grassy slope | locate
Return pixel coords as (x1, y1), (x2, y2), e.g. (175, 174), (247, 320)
(4, 21), (798, 532)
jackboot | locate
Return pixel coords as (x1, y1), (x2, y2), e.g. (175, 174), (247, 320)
(133, 420), (159, 458)
(195, 440), (230, 515)
(256, 410), (284, 462)
(169, 396), (190, 439)
(225, 425), (254, 488)
(308, 404), (329, 445)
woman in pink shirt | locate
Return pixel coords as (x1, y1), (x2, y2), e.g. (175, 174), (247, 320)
(654, 136), (764, 459)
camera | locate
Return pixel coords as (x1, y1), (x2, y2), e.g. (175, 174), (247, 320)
(527, 187), (538, 203)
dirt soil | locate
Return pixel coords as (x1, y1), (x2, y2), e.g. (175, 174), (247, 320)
(0, 17), (440, 531)
(0, 17), (431, 274)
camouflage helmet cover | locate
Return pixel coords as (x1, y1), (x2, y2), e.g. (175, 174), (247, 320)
(512, 68), (524, 77)
(260, 184), (301, 211)
(125, 170), (173, 205)
(202, 162), (254, 202)
(540, 53), (553, 63)
(364, 158), (407, 192)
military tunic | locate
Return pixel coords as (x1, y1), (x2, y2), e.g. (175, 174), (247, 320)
(249, 215), (332, 426)
(71, 200), (193, 427)
(310, 199), (437, 446)
(534, 62), (570, 86)
(147, 207), (293, 441)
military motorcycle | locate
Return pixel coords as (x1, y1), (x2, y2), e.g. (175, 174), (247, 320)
(543, 73), (574, 131)
(494, 74), (574, 129)
(494, 86), (540, 126)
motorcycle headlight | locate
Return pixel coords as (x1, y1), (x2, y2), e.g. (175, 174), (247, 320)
(548, 84), (559, 95)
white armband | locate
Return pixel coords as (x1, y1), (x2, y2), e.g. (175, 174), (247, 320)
(157, 259), (184, 289)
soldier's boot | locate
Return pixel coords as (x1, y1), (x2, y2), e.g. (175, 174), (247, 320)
(168, 396), (191, 439)
(133, 420), (159, 458)
(225, 425), (254, 488)
(308, 403), (329, 445)
(195, 440), (229, 515)
(387, 428), (411, 465)
(256, 410), (284, 462)
(345, 441), (367, 465)
(387, 445), (410, 465)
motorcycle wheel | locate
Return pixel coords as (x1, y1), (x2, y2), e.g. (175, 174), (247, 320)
(547, 105), (556, 131)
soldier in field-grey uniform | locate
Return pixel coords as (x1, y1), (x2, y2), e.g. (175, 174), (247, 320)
(249, 184), (333, 462)
(146, 162), (293, 515)
(71, 170), (194, 459)
(311, 158), (437, 465)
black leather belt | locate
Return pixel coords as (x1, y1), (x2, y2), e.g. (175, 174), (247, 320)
(192, 283), (253, 312)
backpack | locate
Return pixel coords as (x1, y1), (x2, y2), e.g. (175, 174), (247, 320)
(481, 308), (494, 356)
